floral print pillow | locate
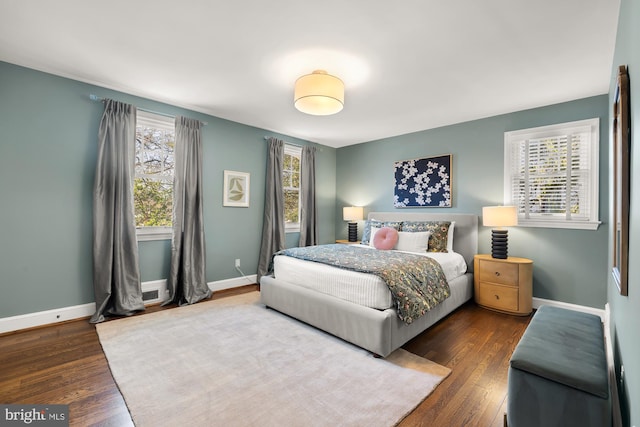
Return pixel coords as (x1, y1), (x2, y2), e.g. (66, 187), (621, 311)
(361, 220), (402, 245)
(401, 221), (451, 252)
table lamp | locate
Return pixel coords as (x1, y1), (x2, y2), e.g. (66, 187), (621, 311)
(343, 206), (364, 242)
(482, 206), (518, 259)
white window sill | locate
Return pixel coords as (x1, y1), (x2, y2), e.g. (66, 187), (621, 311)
(516, 219), (601, 231)
(137, 227), (172, 241)
(285, 223), (300, 233)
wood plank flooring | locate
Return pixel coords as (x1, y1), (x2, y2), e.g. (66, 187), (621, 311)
(0, 285), (531, 427)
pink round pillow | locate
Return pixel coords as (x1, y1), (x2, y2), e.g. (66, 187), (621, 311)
(373, 227), (399, 250)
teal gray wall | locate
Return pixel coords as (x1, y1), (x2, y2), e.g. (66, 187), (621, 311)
(2, 25), (636, 423)
(608, 0), (639, 424)
(0, 61), (336, 318)
(336, 95), (610, 309)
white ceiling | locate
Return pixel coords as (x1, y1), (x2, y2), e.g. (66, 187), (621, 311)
(0, 0), (620, 148)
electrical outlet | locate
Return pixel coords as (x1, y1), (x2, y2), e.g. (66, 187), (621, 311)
(235, 259), (241, 268)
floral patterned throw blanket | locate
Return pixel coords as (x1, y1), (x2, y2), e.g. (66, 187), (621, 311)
(273, 244), (450, 324)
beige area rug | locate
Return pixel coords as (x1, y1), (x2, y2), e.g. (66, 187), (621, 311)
(96, 291), (450, 427)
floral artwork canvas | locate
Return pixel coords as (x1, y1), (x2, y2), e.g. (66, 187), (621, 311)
(393, 155), (452, 207)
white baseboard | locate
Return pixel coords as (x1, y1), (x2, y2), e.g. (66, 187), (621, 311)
(0, 302), (96, 335)
(208, 274), (257, 292)
(532, 297), (605, 320)
(0, 275), (257, 335)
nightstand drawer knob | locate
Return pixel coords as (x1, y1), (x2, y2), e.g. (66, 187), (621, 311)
(495, 271), (501, 276)
(495, 294), (500, 300)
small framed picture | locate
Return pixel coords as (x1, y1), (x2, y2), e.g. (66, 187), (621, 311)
(223, 170), (250, 207)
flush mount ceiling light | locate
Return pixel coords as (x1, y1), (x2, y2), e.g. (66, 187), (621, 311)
(294, 70), (344, 116)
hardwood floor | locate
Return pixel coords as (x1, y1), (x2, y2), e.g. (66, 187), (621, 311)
(399, 300), (531, 426)
(0, 286), (531, 427)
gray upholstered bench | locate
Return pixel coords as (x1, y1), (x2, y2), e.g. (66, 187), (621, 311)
(506, 305), (611, 427)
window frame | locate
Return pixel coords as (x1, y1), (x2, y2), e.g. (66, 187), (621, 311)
(503, 118), (601, 230)
(134, 111), (175, 241)
(283, 144), (302, 233)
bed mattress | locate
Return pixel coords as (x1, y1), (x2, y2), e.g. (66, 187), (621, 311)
(273, 245), (468, 310)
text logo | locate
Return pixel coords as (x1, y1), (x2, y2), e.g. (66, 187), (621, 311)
(0, 405), (68, 426)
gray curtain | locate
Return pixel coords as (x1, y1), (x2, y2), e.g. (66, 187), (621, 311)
(90, 100), (144, 323)
(299, 146), (318, 247)
(257, 137), (285, 282)
(165, 116), (211, 305)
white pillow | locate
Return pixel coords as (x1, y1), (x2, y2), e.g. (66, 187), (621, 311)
(395, 231), (431, 253)
(447, 221), (455, 252)
(368, 226), (381, 247)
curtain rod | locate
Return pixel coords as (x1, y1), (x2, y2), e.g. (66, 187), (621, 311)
(89, 94), (208, 126)
(263, 136), (302, 148)
(263, 136), (324, 152)
(263, 136), (324, 151)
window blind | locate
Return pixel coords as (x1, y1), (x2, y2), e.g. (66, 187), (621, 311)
(504, 118), (599, 230)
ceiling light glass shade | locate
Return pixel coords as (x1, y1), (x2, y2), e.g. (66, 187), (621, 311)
(482, 206), (518, 227)
(294, 70), (344, 116)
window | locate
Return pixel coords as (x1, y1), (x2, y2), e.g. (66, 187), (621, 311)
(134, 111), (175, 240)
(504, 118), (600, 230)
(283, 144), (301, 232)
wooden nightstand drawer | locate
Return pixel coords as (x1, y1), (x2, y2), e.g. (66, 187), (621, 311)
(478, 260), (519, 286)
(477, 283), (519, 312)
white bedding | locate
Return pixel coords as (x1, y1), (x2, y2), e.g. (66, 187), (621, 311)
(273, 245), (468, 310)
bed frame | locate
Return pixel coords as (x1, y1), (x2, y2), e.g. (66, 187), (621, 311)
(260, 212), (478, 357)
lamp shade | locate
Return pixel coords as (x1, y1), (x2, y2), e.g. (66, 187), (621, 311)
(482, 206), (518, 227)
(294, 70), (344, 116)
(343, 206), (364, 221)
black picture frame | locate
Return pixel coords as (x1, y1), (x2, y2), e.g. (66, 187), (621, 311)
(612, 65), (630, 296)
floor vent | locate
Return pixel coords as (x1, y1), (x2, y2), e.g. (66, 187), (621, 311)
(142, 290), (159, 301)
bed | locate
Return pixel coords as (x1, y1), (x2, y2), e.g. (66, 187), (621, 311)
(260, 212), (478, 357)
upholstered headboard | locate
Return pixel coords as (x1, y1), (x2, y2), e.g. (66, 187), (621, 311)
(367, 212), (478, 272)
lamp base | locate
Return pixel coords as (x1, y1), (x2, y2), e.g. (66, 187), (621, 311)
(348, 222), (358, 242)
(491, 229), (509, 259)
